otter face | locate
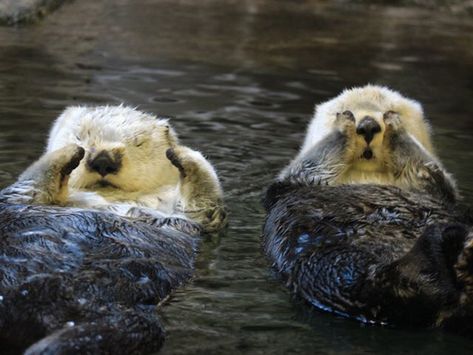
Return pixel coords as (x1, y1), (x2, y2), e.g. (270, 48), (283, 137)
(46, 106), (180, 194)
(301, 85), (434, 177)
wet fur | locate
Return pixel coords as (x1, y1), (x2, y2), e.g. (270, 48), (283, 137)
(3, 105), (227, 232)
(0, 202), (201, 354)
(0, 106), (226, 353)
(280, 85), (456, 200)
(264, 85), (473, 330)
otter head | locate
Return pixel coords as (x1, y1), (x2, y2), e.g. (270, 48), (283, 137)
(302, 85), (434, 175)
(46, 106), (180, 194)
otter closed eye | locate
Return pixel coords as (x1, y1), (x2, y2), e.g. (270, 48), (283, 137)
(4, 105), (227, 233)
(0, 105), (228, 353)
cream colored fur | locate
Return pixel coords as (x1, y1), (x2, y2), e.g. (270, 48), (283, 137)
(279, 85), (456, 200)
(47, 106), (181, 209)
(6, 105), (226, 232)
(301, 85), (433, 155)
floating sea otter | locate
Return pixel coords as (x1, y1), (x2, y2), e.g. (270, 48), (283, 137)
(0, 106), (226, 354)
(263, 85), (473, 332)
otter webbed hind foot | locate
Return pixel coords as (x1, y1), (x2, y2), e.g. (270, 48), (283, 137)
(369, 224), (471, 326)
(263, 182), (473, 331)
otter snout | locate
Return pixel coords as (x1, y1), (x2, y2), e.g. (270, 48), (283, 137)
(356, 116), (381, 144)
(87, 151), (122, 177)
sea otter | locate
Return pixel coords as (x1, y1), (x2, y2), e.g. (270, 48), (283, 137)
(3, 105), (226, 232)
(263, 85), (473, 332)
(0, 106), (226, 354)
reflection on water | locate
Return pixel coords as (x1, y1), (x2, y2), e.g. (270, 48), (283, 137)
(0, 0), (472, 353)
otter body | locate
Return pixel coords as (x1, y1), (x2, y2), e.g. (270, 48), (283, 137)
(0, 106), (226, 353)
(263, 85), (473, 330)
(0, 203), (200, 354)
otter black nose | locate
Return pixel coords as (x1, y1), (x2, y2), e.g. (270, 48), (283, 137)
(88, 151), (121, 177)
(356, 116), (381, 144)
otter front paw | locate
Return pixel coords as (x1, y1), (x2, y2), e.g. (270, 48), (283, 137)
(166, 146), (204, 181)
(166, 146), (225, 232)
(59, 144), (85, 179)
(382, 111), (406, 157)
(166, 148), (188, 178)
(50, 144), (85, 203)
(383, 111), (403, 135)
(15, 144), (85, 205)
(335, 110), (356, 136)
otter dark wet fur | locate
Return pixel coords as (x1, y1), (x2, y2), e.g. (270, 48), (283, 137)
(263, 85), (473, 332)
(263, 182), (473, 329)
(0, 202), (201, 354)
(0, 105), (227, 353)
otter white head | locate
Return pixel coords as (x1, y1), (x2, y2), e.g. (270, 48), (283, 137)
(46, 105), (180, 196)
(4, 105), (226, 231)
(299, 85), (434, 182)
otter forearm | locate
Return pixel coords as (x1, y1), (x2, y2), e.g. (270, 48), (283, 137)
(0, 145), (85, 205)
(179, 171), (227, 233)
(387, 132), (457, 201)
(167, 146), (227, 232)
(279, 131), (351, 185)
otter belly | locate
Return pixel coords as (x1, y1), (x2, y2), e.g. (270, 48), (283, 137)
(0, 202), (201, 354)
(262, 182), (473, 331)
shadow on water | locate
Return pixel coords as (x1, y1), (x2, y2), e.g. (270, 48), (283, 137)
(0, 0), (472, 353)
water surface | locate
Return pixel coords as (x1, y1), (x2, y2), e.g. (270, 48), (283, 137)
(0, 1), (472, 353)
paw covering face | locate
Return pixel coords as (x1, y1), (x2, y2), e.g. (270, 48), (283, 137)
(46, 105), (180, 193)
(300, 85), (432, 171)
(301, 85), (433, 160)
